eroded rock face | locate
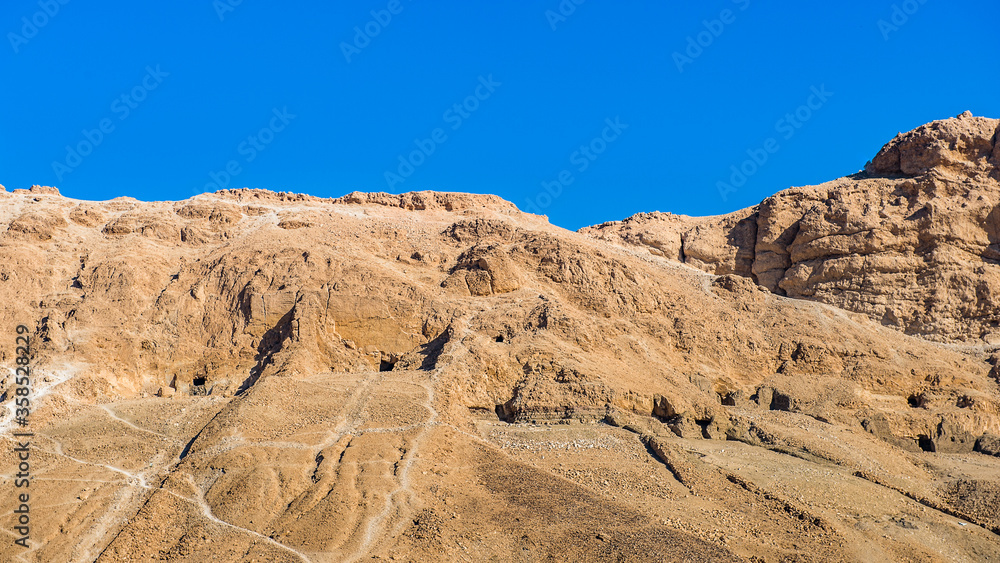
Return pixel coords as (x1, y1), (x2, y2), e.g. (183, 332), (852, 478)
(442, 244), (523, 296)
(866, 111), (999, 179)
(584, 112), (1000, 341)
(582, 209), (757, 277)
(3, 117), (1000, 562)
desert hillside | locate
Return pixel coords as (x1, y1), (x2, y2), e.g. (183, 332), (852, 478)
(1, 112), (1000, 562)
(584, 111), (1000, 342)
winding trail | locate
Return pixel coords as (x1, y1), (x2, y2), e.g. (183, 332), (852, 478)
(98, 404), (177, 441)
(184, 474), (313, 563)
(1, 321), (492, 562)
(343, 321), (472, 563)
(25, 427), (314, 562)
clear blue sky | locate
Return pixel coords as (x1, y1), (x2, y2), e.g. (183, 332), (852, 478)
(3, 1), (998, 229)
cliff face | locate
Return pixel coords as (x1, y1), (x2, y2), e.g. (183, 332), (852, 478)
(583, 112), (1000, 342)
(0, 114), (999, 562)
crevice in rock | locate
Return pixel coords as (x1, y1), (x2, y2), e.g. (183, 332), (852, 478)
(417, 327), (452, 371)
(495, 399), (516, 423)
(311, 452), (324, 483)
(651, 394), (676, 422)
(917, 435), (935, 452)
(692, 419), (711, 439)
(725, 474), (828, 530)
(179, 409), (225, 461)
(852, 470), (1000, 537)
(643, 439), (687, 486)
(190, 376), (208, 396)
(769, 391), (792, 412)
(237, 307), (296, 394)
(642, 436), (692, 489)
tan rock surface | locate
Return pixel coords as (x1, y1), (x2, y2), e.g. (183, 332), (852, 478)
(584, 111), (1000, 342)
(0, 114), (999, 561)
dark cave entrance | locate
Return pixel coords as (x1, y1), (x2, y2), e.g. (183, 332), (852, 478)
(191, 376), (208, 396)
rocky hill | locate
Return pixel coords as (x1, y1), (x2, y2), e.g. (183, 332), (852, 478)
(0, 113), (999, 562)
(583, 112), (1000, 342)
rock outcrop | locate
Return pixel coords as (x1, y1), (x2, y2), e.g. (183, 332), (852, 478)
(583, 111), (1000, 342)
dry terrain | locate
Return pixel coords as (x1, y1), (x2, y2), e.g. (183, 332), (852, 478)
(1, 112), (1000, 561)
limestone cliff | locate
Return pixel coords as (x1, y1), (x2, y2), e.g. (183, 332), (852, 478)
(583, 111), (1000, 343)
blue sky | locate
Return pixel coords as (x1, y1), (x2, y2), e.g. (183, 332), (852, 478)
(2, 1), (998, 230)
